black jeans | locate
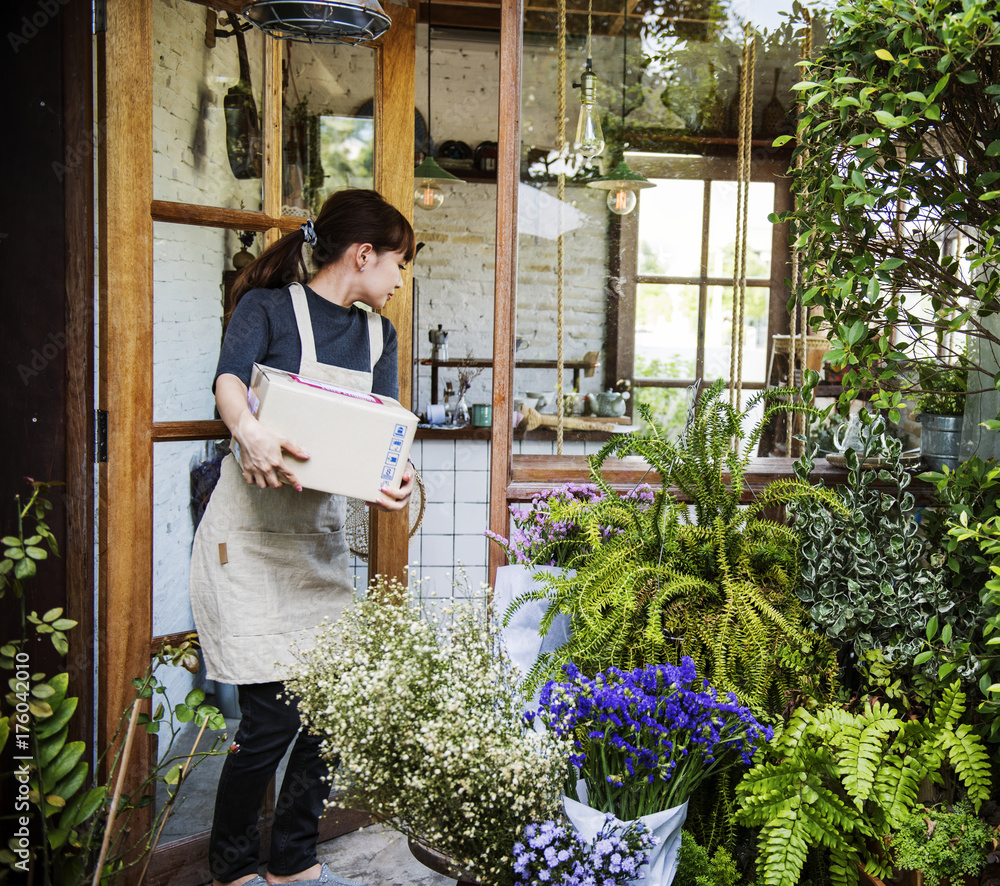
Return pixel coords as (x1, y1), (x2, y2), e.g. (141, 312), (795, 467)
(209, 682), (331, 881)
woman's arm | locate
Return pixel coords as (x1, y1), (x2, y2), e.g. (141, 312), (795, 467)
(216, 372), (309, 490)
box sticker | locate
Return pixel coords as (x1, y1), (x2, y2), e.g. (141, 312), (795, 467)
(247, 387), (260, 416)
(381, 466), (395, 481)
(389, 438), (403, 453)
(393, 423), (406, 437)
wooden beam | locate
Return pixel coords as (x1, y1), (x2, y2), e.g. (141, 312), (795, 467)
(369, 3), (417, 584)
(63, 0), (95, 752)
(98, 0), (153, 862)
(487, 0), (524, 588)
(263, 35), (282, 247)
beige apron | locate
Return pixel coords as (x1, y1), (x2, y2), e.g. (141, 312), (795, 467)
(190, 283), (384, 684)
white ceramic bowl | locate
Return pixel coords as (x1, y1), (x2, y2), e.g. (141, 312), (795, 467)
(525, 390), (554, 411)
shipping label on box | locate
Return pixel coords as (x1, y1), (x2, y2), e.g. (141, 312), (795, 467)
(248, 364), (418, 501)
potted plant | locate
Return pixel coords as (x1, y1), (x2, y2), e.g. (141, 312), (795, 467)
(486, 483), (655, 698)
(790, 412), (951, 670)
(0, 482), (227, 883)
(533, 657), (772, 886)
(913, 363), (969, 472)
(499, 380), (844, 717)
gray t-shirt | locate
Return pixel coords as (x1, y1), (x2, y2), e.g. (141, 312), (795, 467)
(215, 283), (399, 399)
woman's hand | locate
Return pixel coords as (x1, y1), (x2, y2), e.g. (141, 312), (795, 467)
(370, 461), (415, 511)
(216, 372), (309, 490)
(234, 411), (310, 490)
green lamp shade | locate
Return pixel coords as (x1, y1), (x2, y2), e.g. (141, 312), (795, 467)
(585, 159), (655, 191)
(414, 156), (463, 184)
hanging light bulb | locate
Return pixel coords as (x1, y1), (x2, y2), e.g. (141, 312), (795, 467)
(415, 180), (444, 211)
(586, 0), (654, 216)
(573, 58), (605, 159)
(413, 155), (461, 211)
(413, 0), (462, 211)
(587, 159), (654, 216)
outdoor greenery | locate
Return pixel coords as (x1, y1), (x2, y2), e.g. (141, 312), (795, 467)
(735, 682), (993, 886)
(790, 413), (949, 666)
(778, 0), (1000, 420)
(0, 482), (226, 885)
(890, 801), (996, 886)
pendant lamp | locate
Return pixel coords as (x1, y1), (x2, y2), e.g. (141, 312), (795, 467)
(242, 0), (391, 44)
(573, 0), (604, 159)
(586, 0), (653, 215)
(413, 0), (462, 211)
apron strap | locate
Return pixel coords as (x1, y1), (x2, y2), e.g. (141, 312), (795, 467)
(367, 311), (383, 371)
(289, 283), (318, 368)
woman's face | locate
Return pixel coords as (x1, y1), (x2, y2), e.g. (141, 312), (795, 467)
(356, 248), (408, 311)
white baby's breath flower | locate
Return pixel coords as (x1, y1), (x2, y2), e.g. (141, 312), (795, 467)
(285, 576), (568, 886)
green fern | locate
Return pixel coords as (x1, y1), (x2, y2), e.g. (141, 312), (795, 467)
(735, 688), (994, 886)
(509, 380), (844, 715)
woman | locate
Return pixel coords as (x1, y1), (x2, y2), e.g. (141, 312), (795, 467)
(190, 189), (416, 886)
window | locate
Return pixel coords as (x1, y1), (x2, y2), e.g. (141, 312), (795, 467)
(610, 153), (792, 436)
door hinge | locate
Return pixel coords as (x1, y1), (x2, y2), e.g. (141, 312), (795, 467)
(95, 409), (108, 463)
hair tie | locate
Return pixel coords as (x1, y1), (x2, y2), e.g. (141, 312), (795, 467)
(300, 219), (318, 247)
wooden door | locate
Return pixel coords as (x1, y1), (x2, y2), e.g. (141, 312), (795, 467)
(98, 1), (415, 880)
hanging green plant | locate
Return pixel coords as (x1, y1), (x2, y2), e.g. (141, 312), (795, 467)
(508, 381), (844, 717)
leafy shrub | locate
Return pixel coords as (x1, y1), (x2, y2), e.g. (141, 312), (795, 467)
(890, 801), (994, 886)
(735, 682), (993, 886)
(791, 413), (949, 666)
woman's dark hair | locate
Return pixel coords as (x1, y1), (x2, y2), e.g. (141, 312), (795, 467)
(231, 189), (416, 304)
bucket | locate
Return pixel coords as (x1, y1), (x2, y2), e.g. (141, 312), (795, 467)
(919, 414), (963, 471)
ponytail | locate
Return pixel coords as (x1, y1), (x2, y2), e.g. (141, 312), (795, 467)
(230, 189), (415, 307)
(231, 229), (309, 305)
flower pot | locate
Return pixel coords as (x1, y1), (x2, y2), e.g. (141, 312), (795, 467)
(563, 796), (688, 886)
(408, 837), (482, 885)
(919, 413), (963, 471)
(494, 565), (571, 701)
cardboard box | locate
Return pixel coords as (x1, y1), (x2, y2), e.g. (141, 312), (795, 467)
(247, 363), (418, 500)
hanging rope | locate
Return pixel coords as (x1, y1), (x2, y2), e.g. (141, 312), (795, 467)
(554, 0), (569, 454)
(785, 11), (813, 455)
(729, 28), (755, 419)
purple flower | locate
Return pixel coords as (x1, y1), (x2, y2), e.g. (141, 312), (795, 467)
(484, 483), (655, 568)
(534, 658), (770, 819)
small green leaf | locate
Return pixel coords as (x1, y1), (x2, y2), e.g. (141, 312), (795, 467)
(163, 763), (183, 786)
(914, 650), (934, 665)
(875, 49), (895, 61)
(927, 614), (939, 640)
(941, 622), (953, 646)
(184, 688), (205, 707)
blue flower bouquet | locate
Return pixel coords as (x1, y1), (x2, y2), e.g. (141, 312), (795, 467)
(513, 815), (658, 886)
(533, 657), (772, 885)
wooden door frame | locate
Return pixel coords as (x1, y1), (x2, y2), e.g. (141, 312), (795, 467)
(98, 1), (415, 877)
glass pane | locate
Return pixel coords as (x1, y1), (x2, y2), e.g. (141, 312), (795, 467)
(709, 285), (769, 383)
(635, 282), (698, 379)
(708, 181), (776, 279)
(282, 42), (375, 217)
(153, 222), (242, 422)
(153, 438), (232, 843)
(638, 180), (704, 278)
(153, 5), (265, 209)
